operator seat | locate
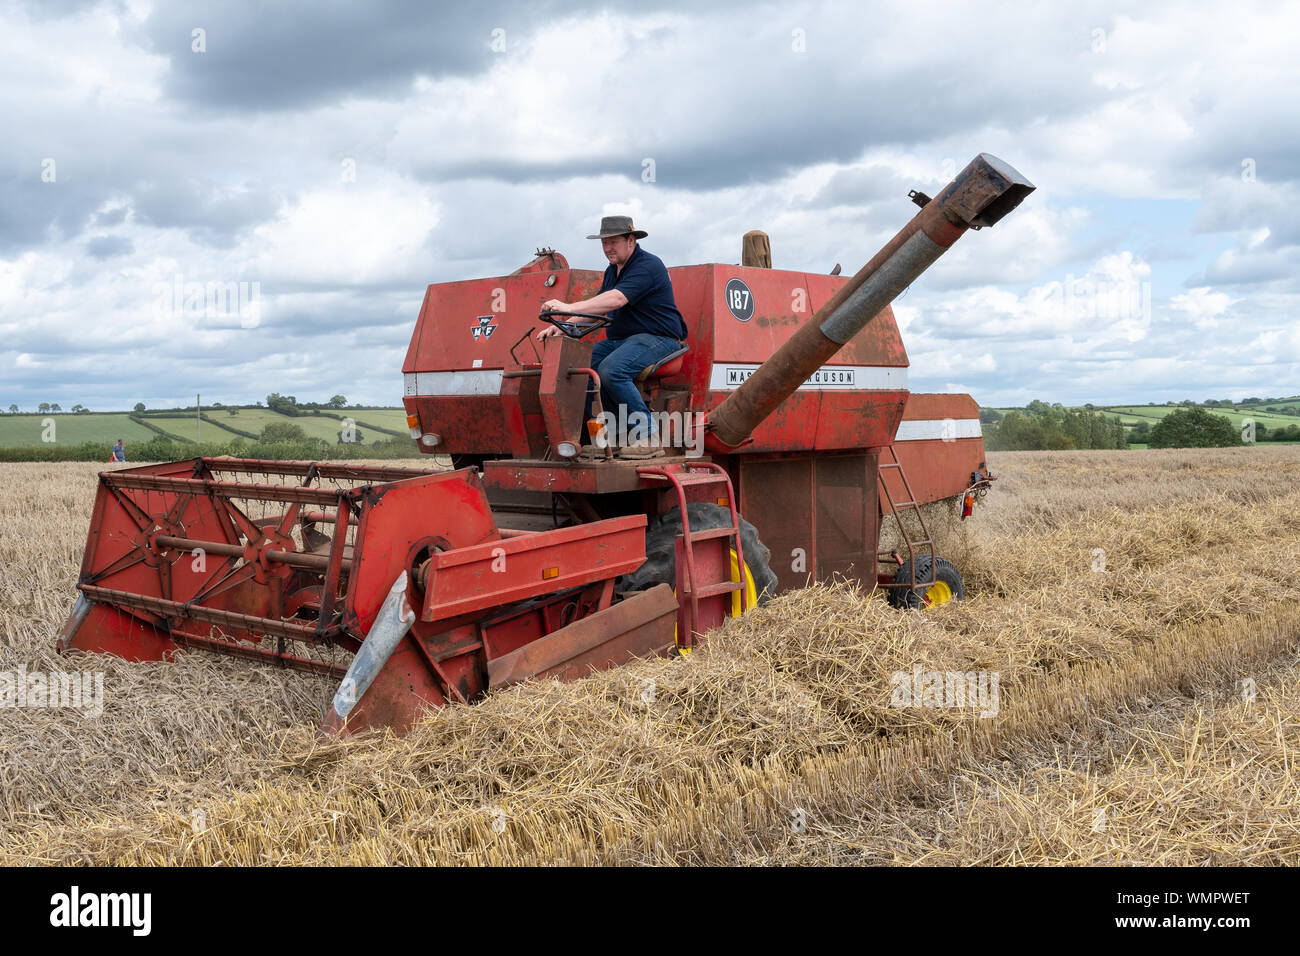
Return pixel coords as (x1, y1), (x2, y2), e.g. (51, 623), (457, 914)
(635, 344), (689, 384)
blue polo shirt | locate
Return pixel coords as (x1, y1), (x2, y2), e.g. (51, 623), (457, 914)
(600, 244), (688, 341)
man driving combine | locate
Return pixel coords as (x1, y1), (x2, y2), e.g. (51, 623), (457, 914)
(537, 215), (687, 458)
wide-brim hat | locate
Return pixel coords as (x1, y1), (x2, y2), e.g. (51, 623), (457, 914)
(587, 215), (648, 240)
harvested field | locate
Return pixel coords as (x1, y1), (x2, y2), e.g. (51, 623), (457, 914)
(1, 447), (1298, 865)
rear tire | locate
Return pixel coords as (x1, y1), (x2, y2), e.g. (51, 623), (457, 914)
(887, 555), (964, 610)
(618, 503), (779, 605)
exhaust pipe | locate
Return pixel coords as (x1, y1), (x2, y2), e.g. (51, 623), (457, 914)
(706, 153), (1035, 450)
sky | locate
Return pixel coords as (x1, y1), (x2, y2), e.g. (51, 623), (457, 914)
(1, 0), (1297, 411)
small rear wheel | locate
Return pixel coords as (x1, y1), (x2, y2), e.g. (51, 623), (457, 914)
(887, 555), (964, 610)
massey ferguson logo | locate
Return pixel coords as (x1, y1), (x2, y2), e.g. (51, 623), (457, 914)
(724, 366), (856, 387)
(471, 315), (497, 341)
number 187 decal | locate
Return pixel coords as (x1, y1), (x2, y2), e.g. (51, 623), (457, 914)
(724, 278), (754, 321)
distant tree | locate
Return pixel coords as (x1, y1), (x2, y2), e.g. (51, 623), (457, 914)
(329, 394), (347, 408)
(266, 392), (299, 414)
(259, 422), (308, 443)
(1130, 421), (1152, 443)
(50, 402), (61, 412)
(978, 407), (1002, 424)
(7, 404), (17, 414)
(133, 402), (146, 413)
(1244, 397), (1263, 404)
(71, 403), (85, 413)
(1148, 407), (1240, 448)
(228, 408), (239, 416)
(38, 402), (50, 413)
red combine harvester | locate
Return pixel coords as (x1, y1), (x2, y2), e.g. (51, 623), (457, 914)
(58, 154), (1034, 735)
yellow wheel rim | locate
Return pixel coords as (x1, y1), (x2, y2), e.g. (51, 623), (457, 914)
(923, 580), (953, 607)
(675, 548), (758, 649)
(730, 549), (760, 616)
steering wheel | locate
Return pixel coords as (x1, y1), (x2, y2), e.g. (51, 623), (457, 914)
(538, 310), (611, 339)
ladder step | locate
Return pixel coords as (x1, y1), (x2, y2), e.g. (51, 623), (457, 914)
(886, 541), (934, 554)
(684, 527), (738, 542)
(640, 470), (728, 486)
(693, 581), (742, 599)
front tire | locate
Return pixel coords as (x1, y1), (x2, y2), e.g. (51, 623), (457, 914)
(618, 502), (779, 606)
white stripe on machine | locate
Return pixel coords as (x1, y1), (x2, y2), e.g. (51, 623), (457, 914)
(710, 363), (907, 390)
(404, 370), (504, 396)
(894, 418), (983, 441)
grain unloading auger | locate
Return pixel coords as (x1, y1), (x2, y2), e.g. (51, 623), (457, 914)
(59, 153), (1034, 735)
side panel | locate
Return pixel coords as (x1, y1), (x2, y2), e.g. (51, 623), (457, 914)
(737, 452), (878, 593)
(402, 269), (603, 457)
(888, 393), (987, 507)
(814, 453), (876, 583)
(402, 270), (604, 375)
(703, 265), (910, 452)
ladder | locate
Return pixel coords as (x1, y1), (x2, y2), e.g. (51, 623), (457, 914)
(637, 463), (747, 648)
(876, 444), (936, 590)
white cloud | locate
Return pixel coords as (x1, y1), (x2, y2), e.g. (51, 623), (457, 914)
(1170, 286), (1237, 329)
(248, 183), (440, 285)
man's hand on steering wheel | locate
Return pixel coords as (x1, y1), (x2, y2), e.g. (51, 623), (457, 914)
(537, 299), (569, 338)
(535, 305), (611, 340)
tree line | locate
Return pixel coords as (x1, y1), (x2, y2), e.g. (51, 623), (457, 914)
(984, 402), (1300, 450)
(982, 401), (1128, 451)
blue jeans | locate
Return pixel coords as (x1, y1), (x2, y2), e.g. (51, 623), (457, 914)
(584, 333), (682, 440)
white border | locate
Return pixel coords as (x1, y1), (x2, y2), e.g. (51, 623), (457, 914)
(404, 370), (505, 396)
(894, 418), (983, 441)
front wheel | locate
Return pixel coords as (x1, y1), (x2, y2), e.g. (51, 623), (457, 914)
(618, 502), (779, 608)
(887, 555), (965, 610)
